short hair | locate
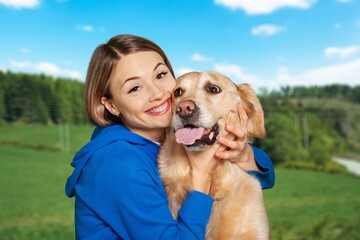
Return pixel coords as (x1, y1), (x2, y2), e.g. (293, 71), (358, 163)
(84, 34), (175, 126)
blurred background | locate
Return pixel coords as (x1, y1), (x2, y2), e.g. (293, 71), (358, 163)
(0, 0), (359, 239)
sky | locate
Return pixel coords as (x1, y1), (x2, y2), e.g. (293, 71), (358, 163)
(0, 0), (359, 91)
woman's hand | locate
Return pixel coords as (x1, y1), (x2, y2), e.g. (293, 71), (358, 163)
(215, 104), (260, 171)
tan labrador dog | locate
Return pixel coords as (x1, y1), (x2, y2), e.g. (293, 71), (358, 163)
(158, 71), (270, 240)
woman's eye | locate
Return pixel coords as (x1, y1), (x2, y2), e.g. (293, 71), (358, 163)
(156, 71), (167, 80)
(128, 86), (140, 93)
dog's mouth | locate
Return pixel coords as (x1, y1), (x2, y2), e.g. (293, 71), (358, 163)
(174, 123), (219, 147)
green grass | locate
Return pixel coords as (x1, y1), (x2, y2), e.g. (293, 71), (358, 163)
(0, 145), (75, 239)
(264, 169), (360, 240)
(0, 124), (94, 153)
(0, 124), (359, 239)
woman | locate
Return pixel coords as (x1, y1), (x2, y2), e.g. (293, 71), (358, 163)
(65, 34), (275, 239)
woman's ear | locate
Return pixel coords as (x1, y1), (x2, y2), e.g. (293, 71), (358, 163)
(100, 96), (120, 117)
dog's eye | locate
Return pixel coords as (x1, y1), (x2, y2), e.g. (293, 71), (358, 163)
(206, 84), (221, 94)
(174, 87), (184, 98)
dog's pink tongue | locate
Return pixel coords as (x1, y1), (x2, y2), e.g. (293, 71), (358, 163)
(175, 127), (205, 145)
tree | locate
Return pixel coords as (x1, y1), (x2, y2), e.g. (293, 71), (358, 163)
(255, 112), (307, 164)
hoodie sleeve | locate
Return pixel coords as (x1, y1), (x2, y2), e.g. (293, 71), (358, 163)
(91, 148), (213, 240)
(247, 145), (275, 189)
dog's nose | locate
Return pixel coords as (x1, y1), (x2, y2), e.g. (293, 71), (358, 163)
(176, 100), (196, 117)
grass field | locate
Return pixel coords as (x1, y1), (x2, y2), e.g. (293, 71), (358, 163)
(264, 169), (360, 239)
(0, 124), (94, 153)
(0, 145), (74, 239)
(0, 124), (359, 239)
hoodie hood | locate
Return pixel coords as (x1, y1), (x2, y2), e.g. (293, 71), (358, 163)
(65, 124), (153, 198)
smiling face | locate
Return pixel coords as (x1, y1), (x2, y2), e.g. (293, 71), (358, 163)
(101, 51), (176, 141)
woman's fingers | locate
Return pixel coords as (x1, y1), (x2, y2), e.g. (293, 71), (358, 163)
(215, 104), (249, 160)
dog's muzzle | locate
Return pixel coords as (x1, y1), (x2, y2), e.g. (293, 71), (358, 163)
(174, 100), (220, 149)
(174, 123), (219, 149)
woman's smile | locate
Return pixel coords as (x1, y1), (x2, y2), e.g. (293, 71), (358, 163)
(146, 98), (171, 116)
(102, 51), (176, 141)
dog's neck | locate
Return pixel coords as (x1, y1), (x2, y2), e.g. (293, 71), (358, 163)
(185, 143), (220, 166)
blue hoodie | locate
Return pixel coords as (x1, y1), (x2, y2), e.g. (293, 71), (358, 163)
(65, 124), (274, 240)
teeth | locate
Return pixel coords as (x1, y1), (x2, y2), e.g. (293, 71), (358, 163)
(147, 101), (168, 114)
(209, 132), (214, 140)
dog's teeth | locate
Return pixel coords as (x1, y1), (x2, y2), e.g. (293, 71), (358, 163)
(209, 132), (214, 140)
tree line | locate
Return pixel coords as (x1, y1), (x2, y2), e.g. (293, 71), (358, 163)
(0, 71), (87, 124)
(259, 85), (360, 103)
(1, 71), (359, 171)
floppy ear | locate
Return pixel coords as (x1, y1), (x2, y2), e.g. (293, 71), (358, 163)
(236, 84), (266, 138)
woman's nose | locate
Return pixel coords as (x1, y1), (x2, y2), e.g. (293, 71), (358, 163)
(148, 83), (164, 101)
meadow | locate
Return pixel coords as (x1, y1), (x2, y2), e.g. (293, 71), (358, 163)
(0, 124), (359, 239)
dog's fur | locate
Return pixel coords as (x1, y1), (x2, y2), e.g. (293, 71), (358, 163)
(158, 71), (270, 240)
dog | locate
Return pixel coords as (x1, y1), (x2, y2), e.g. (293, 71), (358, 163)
(158, 71), (270, 240)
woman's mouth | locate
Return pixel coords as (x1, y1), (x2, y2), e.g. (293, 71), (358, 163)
(145, 98), (171, 116)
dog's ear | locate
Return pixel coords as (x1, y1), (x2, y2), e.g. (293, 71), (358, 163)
(235, 84), (266, 138)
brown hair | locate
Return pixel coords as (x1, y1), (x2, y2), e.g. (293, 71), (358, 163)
(85, 34), (175, 126)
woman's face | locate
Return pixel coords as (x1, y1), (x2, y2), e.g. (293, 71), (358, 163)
(102, 51), (176, 141)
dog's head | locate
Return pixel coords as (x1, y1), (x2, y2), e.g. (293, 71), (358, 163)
(172, 71), (265, 151)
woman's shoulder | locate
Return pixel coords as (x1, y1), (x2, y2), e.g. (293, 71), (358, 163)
(93, 140), (152, 172)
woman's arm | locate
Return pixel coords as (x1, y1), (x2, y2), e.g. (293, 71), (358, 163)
(92, 150), (213, 240)
(247, 145), (275, 189)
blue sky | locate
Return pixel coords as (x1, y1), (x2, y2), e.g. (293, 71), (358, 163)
(0, 0), (359, 90)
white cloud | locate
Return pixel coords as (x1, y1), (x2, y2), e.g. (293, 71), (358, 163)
(63, 69), (82, 79)
(251, 24), (285, 37)
(9, 60), (82, 79)
(0, 0), (39, 9)
(76, 25), (94, 32)
(35, 62), (62, 75)
(214, 63), (263, 88)
(214, 0), (316, 15)
(325, 46), (360, 59)
(191, 53), (213, 62)
(35, 62), (82, 79)
(267, 60), (360, 89)
(10, 60), (32, 68)
(175, 67), (195, 77)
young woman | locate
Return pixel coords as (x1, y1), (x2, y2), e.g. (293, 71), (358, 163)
(65, 34), (275, 240)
